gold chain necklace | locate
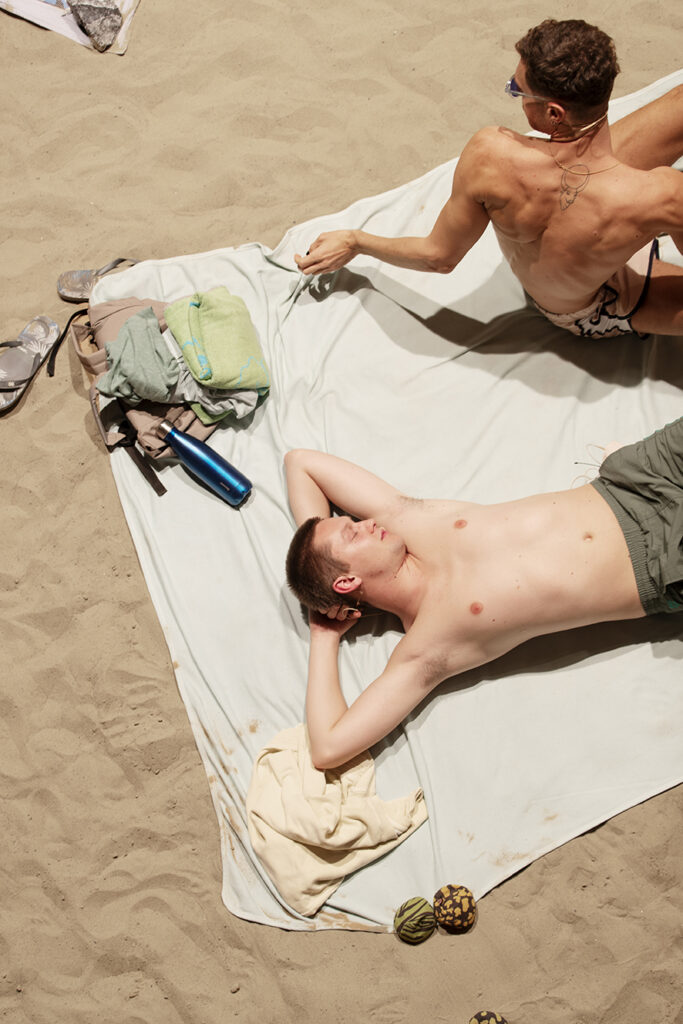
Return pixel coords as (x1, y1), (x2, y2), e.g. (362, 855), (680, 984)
(551, 152), (619, 176)
(548, 126), (619, 209)
(543, 112), (618, 209)
(551, 154), (619, 210)
(548, 111), (618, 177)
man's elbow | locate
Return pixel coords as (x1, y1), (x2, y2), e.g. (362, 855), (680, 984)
(311, 752), (338, 771)
(310, 745), (341, 772)
(309, 736), (350, 772)
(284, 448), (307, 471)
(423, 243), (458, 274)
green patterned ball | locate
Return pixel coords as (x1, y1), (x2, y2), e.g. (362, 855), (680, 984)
(469, 1013), (508, 1024)
(393, 896), (436, 944)
(432, 883), (477, 933)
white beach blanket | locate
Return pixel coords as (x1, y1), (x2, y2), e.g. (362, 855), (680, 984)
(92, 71), (683, 931)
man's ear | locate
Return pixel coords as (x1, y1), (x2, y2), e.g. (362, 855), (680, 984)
(332, 574), (362, 596)
(546, 101), (567, 126)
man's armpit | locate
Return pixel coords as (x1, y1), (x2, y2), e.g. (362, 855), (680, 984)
(396, 494), (423, 508)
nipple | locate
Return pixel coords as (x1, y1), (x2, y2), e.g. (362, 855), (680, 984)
(454, 518), (467, 529)
(469, 602), (483, 616)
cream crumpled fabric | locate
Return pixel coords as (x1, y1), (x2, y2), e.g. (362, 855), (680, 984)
(246, 724), (428, 916)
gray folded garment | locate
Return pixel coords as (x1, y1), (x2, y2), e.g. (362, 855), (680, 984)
(170, 357), (259, 420)
(97, 307), (179, 405)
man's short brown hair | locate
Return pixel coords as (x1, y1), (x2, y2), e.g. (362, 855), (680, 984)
(285, 516), (350, 611)
(516, 19), (620, 115)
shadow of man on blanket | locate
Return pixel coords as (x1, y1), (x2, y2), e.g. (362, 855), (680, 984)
(308, 268), (683, 395)
(343, 605), (682, 701)
(350, 609), (682, 772)
(435, 613), (683, 699)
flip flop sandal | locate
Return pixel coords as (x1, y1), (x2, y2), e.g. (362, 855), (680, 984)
(57, 257), (140, 303)
(0, 315), (61, 416)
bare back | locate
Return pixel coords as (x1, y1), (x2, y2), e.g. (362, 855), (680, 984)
(383, 483), (644, 677)
(467, 125), (682, 312)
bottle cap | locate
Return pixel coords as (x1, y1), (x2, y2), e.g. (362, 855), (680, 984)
(157, 419), (173, 439)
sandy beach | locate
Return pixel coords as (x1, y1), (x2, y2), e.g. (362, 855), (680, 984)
(1, 2), (682, 1021)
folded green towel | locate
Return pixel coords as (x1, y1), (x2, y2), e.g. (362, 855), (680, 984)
(164, 286), (270, 393)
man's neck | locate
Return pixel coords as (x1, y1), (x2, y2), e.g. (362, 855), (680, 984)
(367, 553), (426, 631)
(543, 118), (616, 167)
(549, 111), (609, 143)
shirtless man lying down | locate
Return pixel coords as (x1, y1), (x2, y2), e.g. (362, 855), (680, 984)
(285, 420), (683, 769)
(295, 19), (683, 339)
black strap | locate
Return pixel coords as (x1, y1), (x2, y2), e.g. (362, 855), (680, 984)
(46, 307), (89, 378)
(124, 444), (168, 496)
(113, 418), (168, 496)
(89, 388), (168, 498)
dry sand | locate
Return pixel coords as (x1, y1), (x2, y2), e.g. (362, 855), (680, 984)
(1, 2), (682, 1022)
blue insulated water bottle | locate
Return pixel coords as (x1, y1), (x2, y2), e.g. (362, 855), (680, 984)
(158, 420), (252, 507)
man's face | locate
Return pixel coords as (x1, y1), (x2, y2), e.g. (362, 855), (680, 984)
(315, 515), (405, 586)
(513, 61), (550, 128)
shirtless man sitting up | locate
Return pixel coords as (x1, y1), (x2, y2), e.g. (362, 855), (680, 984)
(294, 19), (683, 339)
(285, 419), (683, 770)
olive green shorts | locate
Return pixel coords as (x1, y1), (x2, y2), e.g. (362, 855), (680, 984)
(590, 417), (683, 615)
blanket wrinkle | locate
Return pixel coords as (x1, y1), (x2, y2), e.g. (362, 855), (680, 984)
(247, 724), (427, 916)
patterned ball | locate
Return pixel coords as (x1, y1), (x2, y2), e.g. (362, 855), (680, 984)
(393, 896), (436, 944)
(469, 1013), (508, 1024)
(432, 883), (477, 932)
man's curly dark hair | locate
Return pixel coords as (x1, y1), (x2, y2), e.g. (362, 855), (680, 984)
(516, 19), (620, 116)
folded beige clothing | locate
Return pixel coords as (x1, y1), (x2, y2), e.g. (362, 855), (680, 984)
(246, 724), (428, 917)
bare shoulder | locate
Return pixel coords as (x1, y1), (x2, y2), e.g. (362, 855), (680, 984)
(455, 126), (536, 200)
(638, 164), (683, 191)
(652, 165), (683, 215)
(626, 164), (683, 230)
(460, 125), (523, 162)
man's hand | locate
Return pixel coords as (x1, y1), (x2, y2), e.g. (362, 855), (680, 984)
(295, 230), (358, 275)
(309, 606), (361, 638)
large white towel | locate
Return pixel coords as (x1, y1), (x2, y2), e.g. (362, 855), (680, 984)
(92, 70), (683, 931)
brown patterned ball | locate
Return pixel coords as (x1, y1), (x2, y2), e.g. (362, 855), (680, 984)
(432, 883), (477, 932)
(469, 1013), (508, 1024)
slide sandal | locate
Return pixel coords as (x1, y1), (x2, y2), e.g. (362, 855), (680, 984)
(57, 257), (140, 303)
(0, 316), (61, 416)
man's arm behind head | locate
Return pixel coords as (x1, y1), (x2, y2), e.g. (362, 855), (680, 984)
(284, 449), (403, 526)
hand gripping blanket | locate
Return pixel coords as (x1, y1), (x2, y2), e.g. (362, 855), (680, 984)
(92, 71), (683, 931)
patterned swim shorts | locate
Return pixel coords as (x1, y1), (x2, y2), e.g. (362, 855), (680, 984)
(533, 239), (660, 339)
